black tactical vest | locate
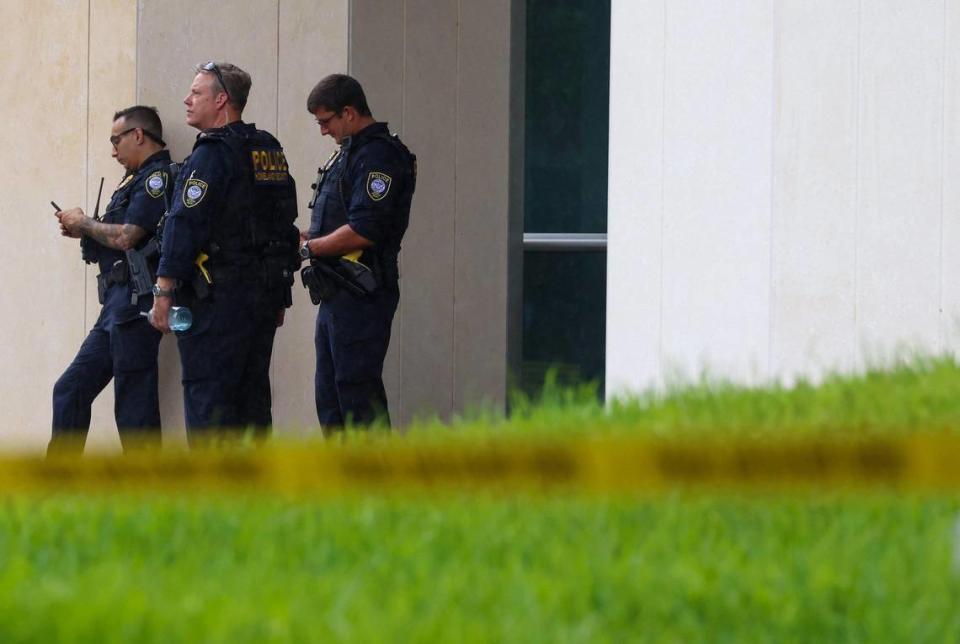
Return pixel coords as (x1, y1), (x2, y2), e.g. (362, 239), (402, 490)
(196, 128), (300, 278)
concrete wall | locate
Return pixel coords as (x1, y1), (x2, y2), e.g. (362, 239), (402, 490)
(351, 0), (515, 424)
(137, 0), (349, 440)
(0, 0), (136, 451)
(4, 0), (512, 452)
(138, 0), (514, 432)
(607, 0), (959, 396)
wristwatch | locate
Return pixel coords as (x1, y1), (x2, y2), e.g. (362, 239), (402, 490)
(151, 284), (175, 298)
(299, 240), (312, 261)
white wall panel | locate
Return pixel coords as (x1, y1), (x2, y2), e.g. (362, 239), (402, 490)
(770, 0), (859, 380)
(941, 0), (960, 351)
(856, 0), (943, 361)
(660, 0), (774, 383)
(606, 0), (665, 398)
(608, 0), (953, 397)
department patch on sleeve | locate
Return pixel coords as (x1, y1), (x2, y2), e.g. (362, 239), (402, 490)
(182, 178), (208, 208)
(145, 171), (167, 199)
(366, 171), (392, 202)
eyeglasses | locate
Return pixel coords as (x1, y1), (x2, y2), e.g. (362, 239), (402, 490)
(110, 128), (137, 147)
(200, 61), (231, 103)
(315, 111), (341, 127)
(110, 127), (165, 148)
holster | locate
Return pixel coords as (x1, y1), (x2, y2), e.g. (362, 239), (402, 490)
(124, 238), (159, 306)
(300, 264), (337, 305)
(191, 270), (212, 303)
(96, 273), (107, 305)
(338, 256), (378, 294)
(95, 260), (128, 305)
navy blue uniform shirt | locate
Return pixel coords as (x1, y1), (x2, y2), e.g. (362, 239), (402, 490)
(308, 122), (413, 263)
(97, 149), (171, 323)
(157, 125), (248, 281)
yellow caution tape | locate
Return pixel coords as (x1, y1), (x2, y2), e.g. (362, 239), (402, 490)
(5, 434), (960, 495)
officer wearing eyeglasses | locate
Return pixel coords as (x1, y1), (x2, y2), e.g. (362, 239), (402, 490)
(50, 105), (172, 454)
(149, 62), (299, 445)
(300, 74), (417, 430)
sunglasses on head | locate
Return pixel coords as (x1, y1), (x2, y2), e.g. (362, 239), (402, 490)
(200, 61), (231, 103)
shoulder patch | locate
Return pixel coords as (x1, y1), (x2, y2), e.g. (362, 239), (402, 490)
(366, 171), (392, 202)
(145, 171), (167, 199)
(182, 178), (208, 208)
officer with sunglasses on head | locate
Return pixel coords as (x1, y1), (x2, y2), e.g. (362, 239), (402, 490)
(149, 62), (299, 446)
(50, 105), (172, 454)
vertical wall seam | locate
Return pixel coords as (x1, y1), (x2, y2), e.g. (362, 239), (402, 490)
(135, 0), (139, 102)
(452, 0), (460, 414)
(400, 0), (407, 420)
(395, 2), (407, 420)
(658, 0), (667, 386)
(346, 0), (353, 74)
(853, 0), (862, 368)
(939, 0), (947, 350)
(276, 0), (281, 136)
(767, 0), (775, 380)
(84, 0), (92, 330)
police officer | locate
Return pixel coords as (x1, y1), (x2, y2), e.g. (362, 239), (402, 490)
(149, 62), (299, 445)
(300, 74), (416, 430)
(51, 106), (171, 454)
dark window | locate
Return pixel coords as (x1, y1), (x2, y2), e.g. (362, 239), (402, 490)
(520, 0), (610, 397)
(524, 0), (610, 234)
(521, 251), (606, 394)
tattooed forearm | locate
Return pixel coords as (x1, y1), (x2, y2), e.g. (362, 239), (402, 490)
(79, 220), (146, 251)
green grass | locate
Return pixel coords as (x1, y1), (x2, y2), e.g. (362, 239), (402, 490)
(418, 354), (960, 439)
(2, 494), (959, 643)
(6, 355), (960, 642)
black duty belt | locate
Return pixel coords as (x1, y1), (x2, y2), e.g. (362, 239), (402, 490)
(97, 259), (129, 287)
(208, 263), (261, 284)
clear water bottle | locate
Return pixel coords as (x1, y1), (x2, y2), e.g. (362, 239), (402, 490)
(168, 306), (193, 332)
(141, 306), (193, 332)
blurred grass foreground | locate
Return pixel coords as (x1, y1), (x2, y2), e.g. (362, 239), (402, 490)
(3, 356), (960, 641)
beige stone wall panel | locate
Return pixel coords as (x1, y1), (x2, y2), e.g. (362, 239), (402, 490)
(137, 0), (280, 163)
(347, 0), (514, 424)
(138, 0), (349, 436)
(272, 0), (349, 434)
(349, 0), (406, 423)
(453, 0), (511, 412)
(1, 1), (136, 450)
(84, 0), (139, 450)
(394, 0), (458, 423)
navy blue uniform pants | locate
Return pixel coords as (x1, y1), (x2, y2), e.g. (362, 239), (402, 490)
(314, 288), (399, 429)
(50, 313), (162, 454)
(175, 282), (281, 446)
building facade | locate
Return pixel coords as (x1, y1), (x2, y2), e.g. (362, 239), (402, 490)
(4, 0), (956, 450)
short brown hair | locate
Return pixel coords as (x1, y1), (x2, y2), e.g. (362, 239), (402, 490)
(196, 61), (252, 112)
(306, 74), (371, 116)
(113, 105), (164, 146)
